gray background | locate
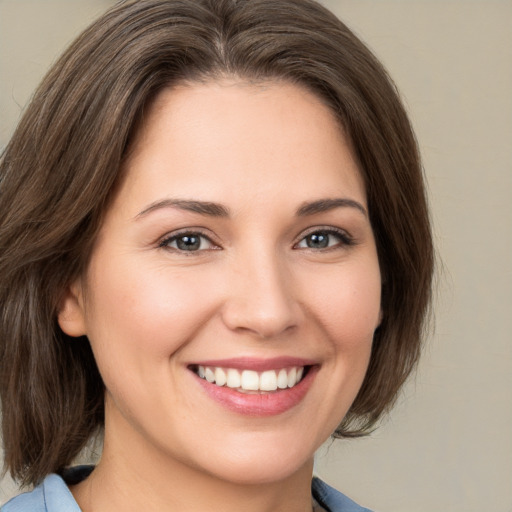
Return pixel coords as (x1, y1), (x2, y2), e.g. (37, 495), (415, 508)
(1, 1), (511, 511)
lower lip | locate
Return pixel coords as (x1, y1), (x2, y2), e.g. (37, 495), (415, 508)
(193, 367), (318, 417)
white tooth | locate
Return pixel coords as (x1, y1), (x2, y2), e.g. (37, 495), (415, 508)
(277, 369), (288, 389)
(296, 367), (304, 384)
(205, 367), (215, 383)
(287, 367), (297, 388)
(260, 370), (278, 391)
(226, 368), (241, 388)
(214, 367), (227, 386)
(241, 370), (259, 391)
(198, 365), (205, 379)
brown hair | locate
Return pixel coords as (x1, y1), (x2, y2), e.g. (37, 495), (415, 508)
(0, 0), (433, 486)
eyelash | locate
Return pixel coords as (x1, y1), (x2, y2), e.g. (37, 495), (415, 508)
(293, 227), (354, 251)
(158, 227), (354, 253)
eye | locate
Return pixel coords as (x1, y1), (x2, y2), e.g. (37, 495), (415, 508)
(159, 231), (217, 252)
(295, 229), (353, 250)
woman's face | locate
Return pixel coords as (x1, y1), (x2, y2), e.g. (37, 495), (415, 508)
(60, 80), (381, 485)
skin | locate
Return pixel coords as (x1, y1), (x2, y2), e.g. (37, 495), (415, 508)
(58, 80), (382, 512)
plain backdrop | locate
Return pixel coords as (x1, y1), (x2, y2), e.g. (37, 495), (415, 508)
(1, 1), (511, 511)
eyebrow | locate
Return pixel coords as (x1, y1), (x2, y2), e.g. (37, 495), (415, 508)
(135, 196), (367, 220)
(296, 198), (368, 218)
(135, 199), (230, 219)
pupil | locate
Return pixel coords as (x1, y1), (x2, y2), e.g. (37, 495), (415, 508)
(307, 233), (328, 248)
(177, 235), (200, 251)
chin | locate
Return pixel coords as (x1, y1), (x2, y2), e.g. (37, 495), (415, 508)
(186, 432), (318, 486)
(204, 456), (313, 486)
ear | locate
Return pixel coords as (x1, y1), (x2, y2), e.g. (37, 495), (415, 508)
(57, 280), (87, 337)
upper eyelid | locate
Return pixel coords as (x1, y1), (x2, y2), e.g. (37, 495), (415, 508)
(159, 227), (214, 238)
(296, 225), (352, 241)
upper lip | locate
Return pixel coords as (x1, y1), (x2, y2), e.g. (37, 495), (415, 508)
(188, 356), (317, 372)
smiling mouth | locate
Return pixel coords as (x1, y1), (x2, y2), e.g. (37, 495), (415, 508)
(189, 365), (309, 393)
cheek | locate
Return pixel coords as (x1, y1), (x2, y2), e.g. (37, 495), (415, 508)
(302, 258), (382, 350)
(300, 258), (381, 437)
(82, 256), (219, 370)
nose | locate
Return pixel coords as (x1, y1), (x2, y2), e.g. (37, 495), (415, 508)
(221, 250), (301, 339)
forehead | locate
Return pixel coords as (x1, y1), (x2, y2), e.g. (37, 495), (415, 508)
(116, 79), (366, 215)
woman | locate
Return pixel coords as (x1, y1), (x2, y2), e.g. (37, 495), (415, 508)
(0, 0), (433, 511)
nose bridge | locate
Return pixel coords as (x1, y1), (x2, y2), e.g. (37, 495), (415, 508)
(222, 242), (299, 338)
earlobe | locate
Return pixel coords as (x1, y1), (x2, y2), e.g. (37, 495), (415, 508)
(57, 280), (87, 337)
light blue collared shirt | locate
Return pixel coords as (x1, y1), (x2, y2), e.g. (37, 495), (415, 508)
(1, 474), (80, 512)
(1, 467), (373, 512)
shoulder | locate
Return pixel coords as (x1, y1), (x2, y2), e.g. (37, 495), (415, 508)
(312, 477), (374, 512)
(1, 471), (85, 512)
(1, 482), (45, 512)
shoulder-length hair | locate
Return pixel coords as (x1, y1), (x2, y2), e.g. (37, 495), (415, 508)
(0, 0), (433, 486)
